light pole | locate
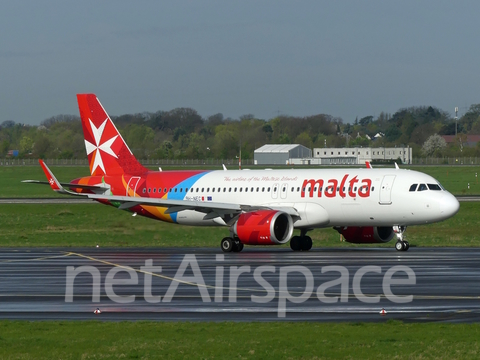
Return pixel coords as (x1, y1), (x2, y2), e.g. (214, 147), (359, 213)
(455, 107), (458, 138)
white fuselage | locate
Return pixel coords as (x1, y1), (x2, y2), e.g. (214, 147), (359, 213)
(166, 168), (459, 228)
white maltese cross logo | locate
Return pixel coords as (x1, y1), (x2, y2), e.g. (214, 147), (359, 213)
(84, 119), (118, 174)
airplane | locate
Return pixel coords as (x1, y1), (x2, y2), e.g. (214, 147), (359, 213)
(25, 94), (460, 252)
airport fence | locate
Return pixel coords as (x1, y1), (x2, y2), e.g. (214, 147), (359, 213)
(2, 157), (480, 167)
(411, 157), (480, 165)
(0, 158), (252, 167)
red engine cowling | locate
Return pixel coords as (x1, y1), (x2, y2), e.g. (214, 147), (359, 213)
(234, 210), (294, 245)
(335, 226), (395, 244)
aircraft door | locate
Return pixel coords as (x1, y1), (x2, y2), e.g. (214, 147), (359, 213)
(271, 183), (279, 199)
(280, 183), (288, 199)
(379, 175), (396, 205)
(127, 176), (141, 197)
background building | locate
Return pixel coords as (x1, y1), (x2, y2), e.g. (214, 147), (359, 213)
(313, 146), (412, 165)
(254, 144), (312, 165)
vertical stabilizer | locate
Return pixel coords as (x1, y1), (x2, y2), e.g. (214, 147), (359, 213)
(77, 94), (148, 176)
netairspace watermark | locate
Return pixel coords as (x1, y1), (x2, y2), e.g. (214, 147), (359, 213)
(65, 254), (416, 318)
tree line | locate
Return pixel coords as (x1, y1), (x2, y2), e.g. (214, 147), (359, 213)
(1, 103), (480, 160)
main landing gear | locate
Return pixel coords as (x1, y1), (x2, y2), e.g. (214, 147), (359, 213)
(221, 237), (244, 253)
(393, 226), (409, 251)
(290, 229), (312, 251)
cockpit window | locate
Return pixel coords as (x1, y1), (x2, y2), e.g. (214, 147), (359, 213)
(417, 184), (428, 191)
(427, 184), (442, 191)
(409, 184), (417, 192)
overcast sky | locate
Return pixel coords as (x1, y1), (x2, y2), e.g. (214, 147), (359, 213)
(1, 1), (479, 125)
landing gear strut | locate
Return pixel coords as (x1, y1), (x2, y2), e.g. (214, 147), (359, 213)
(393, 226), (409, 251)
(290, 229), (313, 251)
(220, 237), (244, 253)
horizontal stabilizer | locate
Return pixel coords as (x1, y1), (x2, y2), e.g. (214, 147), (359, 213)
(22, 180), (108, 191)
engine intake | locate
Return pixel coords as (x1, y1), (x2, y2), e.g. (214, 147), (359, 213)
(335, 226), (395, 244)
(234, 210), (294, 245)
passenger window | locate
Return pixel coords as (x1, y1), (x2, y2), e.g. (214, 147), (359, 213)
(148, 188), (151, 193)
(409, 184), (417, 192)
(207, 188), (210, 192)
(153, 188), (156, 193)
(418, 184), (428, 191)
(143, 188), (146, 193)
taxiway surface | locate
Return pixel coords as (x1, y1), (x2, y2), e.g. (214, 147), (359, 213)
(1, 247), (480, 322)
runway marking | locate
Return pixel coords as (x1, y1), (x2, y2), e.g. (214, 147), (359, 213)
(64, 251), (219, 289)
(0, 254), (71, 263)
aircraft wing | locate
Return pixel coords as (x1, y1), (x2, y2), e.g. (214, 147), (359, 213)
(86, 193), (299, 224)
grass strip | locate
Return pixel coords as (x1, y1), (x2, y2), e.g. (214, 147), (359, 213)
(0, 320), (479, 359)
(0, 202), (478, 247)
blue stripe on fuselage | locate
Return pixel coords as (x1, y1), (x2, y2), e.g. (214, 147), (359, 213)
(167, 172), (209, 222)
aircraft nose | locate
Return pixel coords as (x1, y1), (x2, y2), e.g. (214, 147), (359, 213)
(440, 193), (460, 219)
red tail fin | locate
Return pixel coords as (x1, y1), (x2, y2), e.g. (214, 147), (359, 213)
(77, 94), (148, 176)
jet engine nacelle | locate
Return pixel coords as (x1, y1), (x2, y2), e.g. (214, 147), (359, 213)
(335, 226), (395, 244)
(234, 210), (294, 245)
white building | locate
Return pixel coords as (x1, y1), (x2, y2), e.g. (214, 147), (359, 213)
(254, 144), (312, 165)
(312, 146), (412, 165)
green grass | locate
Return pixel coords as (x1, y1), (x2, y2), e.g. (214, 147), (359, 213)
(1, 164), (479, 248)
(0, 321), (479, 359)
(0, 166), (89, 198)
(0, 202), (477, 247)
(1, 164), (480, 197)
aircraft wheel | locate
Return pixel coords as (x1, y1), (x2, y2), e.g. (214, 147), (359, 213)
(301, 236), (312, 251)
(395, 241), (404, 251)
(290, 236), (301, 251)
(403, 241), (410, 251)
(232, 240), (244, 252)
(221, 237), (234, 252)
